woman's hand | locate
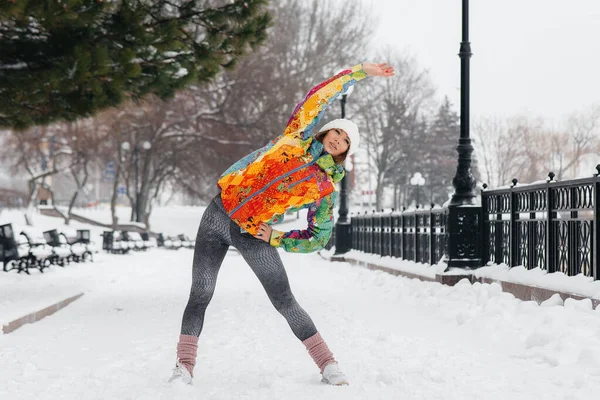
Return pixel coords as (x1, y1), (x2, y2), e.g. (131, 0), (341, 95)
(254, 223), (273, 243)
(363, 62), (395, 77)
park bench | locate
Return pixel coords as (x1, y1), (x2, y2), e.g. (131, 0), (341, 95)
(122, 231), (145, 251)
(18, 229), (54, 273)
(163, 235), (183, 250)
(61, 229), (97, 262)
(1, 223), (23, 273)
(177, 234), (194, 249)
(156, 233), (165, 248)
(140, 232), (158, 249)
(43, 229), (72, 266)
(101, 230), (130, 254)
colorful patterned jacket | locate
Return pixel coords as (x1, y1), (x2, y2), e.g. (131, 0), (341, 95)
(217, 64), (367, 253)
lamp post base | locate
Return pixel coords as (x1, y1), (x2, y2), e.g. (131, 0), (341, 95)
(333, 221), (352, 255)
(445, 205), (483, 270)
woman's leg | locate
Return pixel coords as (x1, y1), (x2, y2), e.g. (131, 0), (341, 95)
(232, 231), (317, 340)
(231, 230), (336, 372)
(176, 199), (231, 376)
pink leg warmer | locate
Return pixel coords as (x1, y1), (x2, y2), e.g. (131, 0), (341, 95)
(176, 334), (199, 377)
(302, 332), (336, 373)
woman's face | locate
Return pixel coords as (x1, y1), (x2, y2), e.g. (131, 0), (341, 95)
(322, 128), (350, 157)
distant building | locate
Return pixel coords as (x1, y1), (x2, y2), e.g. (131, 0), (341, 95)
(0, 187), (27, 208)
(51, 165), (120, 207)
(0, 163), (28, 208)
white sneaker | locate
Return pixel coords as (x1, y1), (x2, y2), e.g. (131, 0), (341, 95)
(168, 360), (193, 385)
(321, 362), (349, 386)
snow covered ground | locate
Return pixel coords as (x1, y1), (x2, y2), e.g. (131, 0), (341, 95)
(2, 207), (600, 399)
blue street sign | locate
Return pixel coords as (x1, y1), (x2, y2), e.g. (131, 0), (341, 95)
(103, 161), (116, 181)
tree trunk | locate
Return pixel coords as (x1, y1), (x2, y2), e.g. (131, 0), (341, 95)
(66, 190), (80, 226)
(129, 193), (136, 222)
(143, 206), (151, 232)
(125, 178), (135, 221)
(24, 180), (39, 226)
(136, 190), (146, 225)
(375, 172), (385, 211)
(136, 153), (153, 225)
(67, 165), (89, 226)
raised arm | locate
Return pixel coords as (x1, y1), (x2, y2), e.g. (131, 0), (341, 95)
(269, 192), (338, 253)
(282, 63), (394, 139)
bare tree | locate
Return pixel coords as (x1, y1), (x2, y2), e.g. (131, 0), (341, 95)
(554, 106), (600, 179)
(1, 126), (74, 224)
(474, 107), (600, 189)
(109, 96), (223, 228)
(165, 0), (376, 196)
(473, 116), (533, 187)
(60, 119), (109, 225)
(103, 0), (377, 223)
(352, 49), (435, 209)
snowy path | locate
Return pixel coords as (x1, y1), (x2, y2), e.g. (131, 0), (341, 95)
(2, 248), (600, 400)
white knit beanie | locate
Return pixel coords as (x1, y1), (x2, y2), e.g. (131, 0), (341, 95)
(318, 119), (360, 156)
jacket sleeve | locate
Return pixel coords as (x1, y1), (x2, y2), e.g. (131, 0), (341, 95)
(269, 192), (337, 253)
(283, 64), (367, 139)
(266, 212), (285, 225)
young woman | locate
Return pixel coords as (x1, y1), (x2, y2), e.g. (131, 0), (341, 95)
(170, 62), (395, 386)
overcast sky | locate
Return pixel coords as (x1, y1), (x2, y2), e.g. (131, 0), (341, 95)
(368, 0), (600, 123)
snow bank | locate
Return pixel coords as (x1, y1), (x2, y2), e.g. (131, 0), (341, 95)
(342, 250), (446, 279)
(473, 263), (600, 300)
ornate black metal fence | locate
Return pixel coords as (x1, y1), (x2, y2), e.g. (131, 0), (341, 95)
(348, 207), (448, 266)
(334, 170), (600, 280)
(482, 173), (600, 279)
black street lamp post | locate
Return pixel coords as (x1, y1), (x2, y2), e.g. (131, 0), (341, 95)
(446, 0), (482, 269)
(334, 88), (353, 255)
(410, 172), (426, 208)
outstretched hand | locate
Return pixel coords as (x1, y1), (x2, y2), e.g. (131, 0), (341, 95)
(363, 62), (395, 77)
(254, 223), (272, 243)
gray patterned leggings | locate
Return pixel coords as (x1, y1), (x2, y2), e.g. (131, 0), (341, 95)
(180, 195), (318, 341)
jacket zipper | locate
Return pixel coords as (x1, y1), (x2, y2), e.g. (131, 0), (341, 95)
(228, 160), (317, 217)
(288, 173), (315, 190)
